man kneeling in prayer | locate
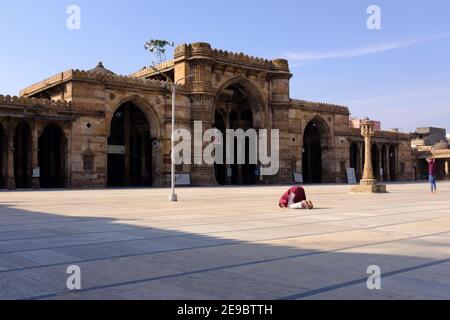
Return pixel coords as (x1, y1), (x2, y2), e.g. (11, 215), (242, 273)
(279, 186), (314, 210)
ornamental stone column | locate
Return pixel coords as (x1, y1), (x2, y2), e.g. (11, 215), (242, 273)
(352, 119), (387, 193)
(65, 126), (72, 188)
(384, 144), (389, 181)
(31, 124), (40, 189)
(445, 159), (450, 180)
(6, 124), (15, 190)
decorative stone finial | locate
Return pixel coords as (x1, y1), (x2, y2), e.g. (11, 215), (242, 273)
(88, 62), (116, 75)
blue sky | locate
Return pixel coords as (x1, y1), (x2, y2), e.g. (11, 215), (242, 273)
(0, 0), (449, 132)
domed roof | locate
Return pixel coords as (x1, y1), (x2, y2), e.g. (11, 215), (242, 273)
(88, 62), (116, 75)
(432, 140), (449, 150)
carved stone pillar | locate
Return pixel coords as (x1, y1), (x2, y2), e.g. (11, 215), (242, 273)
(224, 113), (232, 185)
(361, 124), (375, 184)
(379, 144), (383, 181)
(352, 119), (387, 193)
(31, 125), (40, 189)
(394, 145), (399, 180)
(359, 142), (364, 181)
(185, 44), (216, 186)
(6, 124), (15, 190)
(271, 105), (291, 184)
(151, 138), (162, 187)
(63, 125), (72, 188)
(190, 95), (216, 185)
(445, 160), (450, 180)
(383, 145), (391, 181)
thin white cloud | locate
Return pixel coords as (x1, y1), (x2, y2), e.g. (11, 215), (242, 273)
(285, 32), (450, 63)
(345, 85), (450, 106)
(344, 85), (450, 132)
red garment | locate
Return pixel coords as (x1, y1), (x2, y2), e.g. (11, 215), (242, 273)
(429, 159), (437, 176)
(279, 186), (307, 208)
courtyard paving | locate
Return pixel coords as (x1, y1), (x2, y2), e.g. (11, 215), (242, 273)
(0, 182), (449, 300)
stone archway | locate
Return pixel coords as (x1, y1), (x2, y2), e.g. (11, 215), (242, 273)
(107, 101), (154, 187)
(38, 124), (66, 188)
(213, 78), (267, 185)
(14, 122), (32, 189)
(302, 117), (332, 183)
(107, 96), (162, 188)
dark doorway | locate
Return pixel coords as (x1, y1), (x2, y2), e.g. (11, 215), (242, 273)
(39, 124), (66, 188)
(214, 84), (257, 186)
(107, 102), (152, 187)
(417, 159), (429, 180)
(371, 144), (380, 179)
(389, 145), (397, 181)
(14, 122), (32, 188)
(303, 121), (322, 183)
(350, 142), (360, 181)
(214, 110), (227, 185)
(0, 125), (4, 188)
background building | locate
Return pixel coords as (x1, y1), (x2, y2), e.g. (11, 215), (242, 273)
(350, 117), (381, 131)
(412, 127), (450, 180)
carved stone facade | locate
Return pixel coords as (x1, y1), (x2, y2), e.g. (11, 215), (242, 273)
(0, 42), (414, 189)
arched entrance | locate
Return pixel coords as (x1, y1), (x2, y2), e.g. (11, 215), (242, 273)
(14, 122), (32, 188)
(38, 124), (66, 188)
(214, 82), (263, 185)
(107, 102), (152, 187)
(389, 145), (397, 181)
(302, 118), (332, 183)
(349, 142), (361, 181)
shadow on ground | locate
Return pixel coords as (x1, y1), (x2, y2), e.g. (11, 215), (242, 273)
(0, 194), (449, 300)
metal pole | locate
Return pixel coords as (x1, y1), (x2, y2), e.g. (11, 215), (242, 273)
(170, 82), (177, 202)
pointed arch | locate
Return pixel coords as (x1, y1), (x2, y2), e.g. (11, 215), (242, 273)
(214, 75), (268, 129)
(107, 94), (162, 139)
(302, 116), (333, 183)
(213, 75), (268, 185)
(107, 95), (163, 187)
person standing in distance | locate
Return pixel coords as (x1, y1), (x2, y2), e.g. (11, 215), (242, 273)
(427, 157), (437, 194)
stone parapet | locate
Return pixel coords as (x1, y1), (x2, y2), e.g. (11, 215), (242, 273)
(173, 42), (289, 72)
(339, 127), (411, 141)
(291, 99), (350, 115)
(129, 59), (175, 78)
(20, 69), (171, 98)
(0, 94), (72, 109)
